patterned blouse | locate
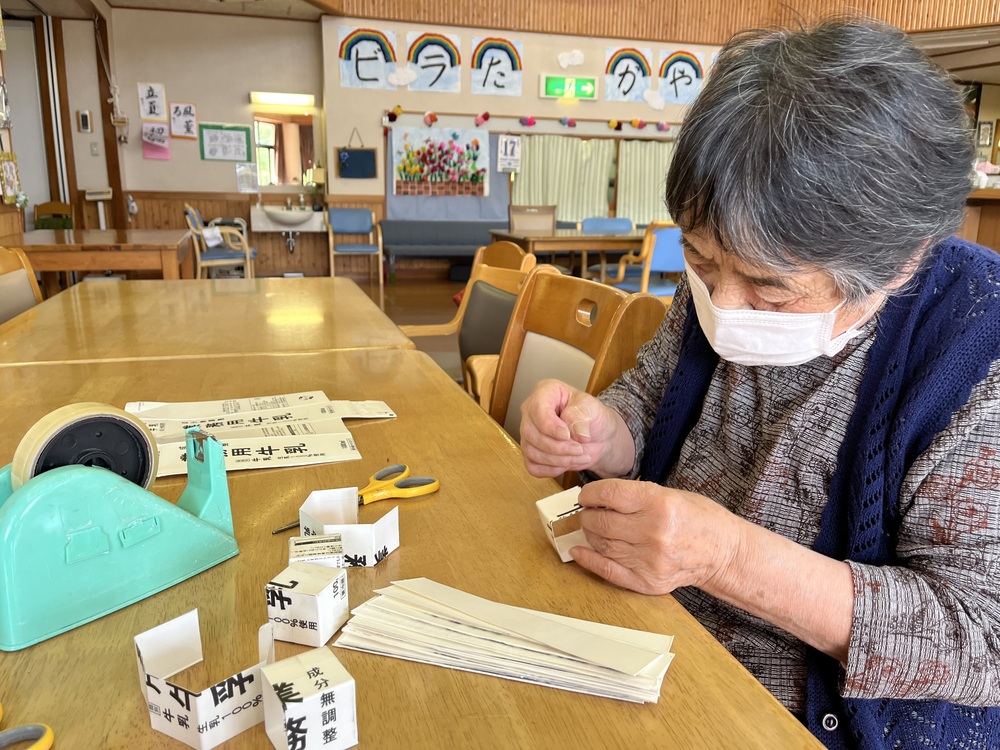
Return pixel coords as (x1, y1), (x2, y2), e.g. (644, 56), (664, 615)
(599, 276), (1000, 715)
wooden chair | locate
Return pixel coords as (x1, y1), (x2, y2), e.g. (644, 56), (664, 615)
(0, 246), (43, 324)
(475, 240), (537, 273)
(183, 203), (256, 280)
(400, 263), (548, 395)
(488, 267), (630, 443)
(326, 207), (384, 310)
(603, 221), (683, 301)
(33, 201), (74, 230)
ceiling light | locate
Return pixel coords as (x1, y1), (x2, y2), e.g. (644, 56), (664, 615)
(249, 91), (315, 107)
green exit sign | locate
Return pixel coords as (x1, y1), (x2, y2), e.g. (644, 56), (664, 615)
(539, 74), (598, 100)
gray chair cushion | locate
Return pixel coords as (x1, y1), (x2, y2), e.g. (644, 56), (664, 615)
(458, 280), (518, 362)
(0, 269), (39, 325)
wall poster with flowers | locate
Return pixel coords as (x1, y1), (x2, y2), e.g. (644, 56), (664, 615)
(392, 126), (490, 196)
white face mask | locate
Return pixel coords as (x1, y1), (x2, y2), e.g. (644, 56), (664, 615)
(685, 260), (867, 367)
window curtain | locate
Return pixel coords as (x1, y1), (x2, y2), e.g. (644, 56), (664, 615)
(511, 135), (615, 222)
(616, 139), (675, 226)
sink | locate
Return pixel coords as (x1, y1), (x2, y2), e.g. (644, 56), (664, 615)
(263, 206), (315, 226)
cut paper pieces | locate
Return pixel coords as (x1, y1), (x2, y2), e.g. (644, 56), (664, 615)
(135, 610), (274, 749)
(338, 26), (397, 90)
(142, 121), (171, 160)
(536, 486), (592, 562)
(659, 50), (705, 105)
(471, 37), (523, 97)
(265, 563), (349, 647)
(262, 648), (357, 750)
(296, 486), (400, 567)
(334, 578), (675, 703)
(605, 47), (652, 103)
(406, 30), (462, 93)
(392, 126), (490, 197)
(125, 391), (396, 477)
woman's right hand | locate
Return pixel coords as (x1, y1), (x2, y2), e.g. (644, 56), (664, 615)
(518, 379), (635, 478)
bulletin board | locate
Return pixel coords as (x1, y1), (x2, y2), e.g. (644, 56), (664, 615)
(199, 123), (252, 162)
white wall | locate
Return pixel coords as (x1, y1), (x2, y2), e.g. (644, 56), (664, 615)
(323, 17), (719, 198)
(110, 9), (322, 193)
(4, 20), (50, 228)
(63, 19), (110, 192)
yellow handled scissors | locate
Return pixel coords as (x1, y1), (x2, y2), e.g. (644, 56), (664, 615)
(0, 704), (54, 750)
(359, 464), (440, 505)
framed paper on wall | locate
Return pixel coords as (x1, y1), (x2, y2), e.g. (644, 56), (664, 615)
(0, 78), (11, 129)
(977, 121), (993, 148)
(0, 152), (20, 204)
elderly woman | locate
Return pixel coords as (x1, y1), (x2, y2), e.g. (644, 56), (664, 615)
(519, 17), (1000, 750)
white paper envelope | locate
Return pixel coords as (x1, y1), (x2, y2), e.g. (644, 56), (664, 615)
(134, 610), (275, 750)
(299, 488), (399, 567)
(535, 487), (592, 563)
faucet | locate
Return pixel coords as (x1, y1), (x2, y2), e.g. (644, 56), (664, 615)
(285, 197), (292, 209)
(298, 194), (305, 207)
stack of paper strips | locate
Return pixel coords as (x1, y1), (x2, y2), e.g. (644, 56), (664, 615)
(334, 578), (675, 703)
(125, 391), (396, 477)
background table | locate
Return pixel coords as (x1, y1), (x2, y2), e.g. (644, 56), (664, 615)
(490, 228), (646, 275)
(0, 349), (820, 748)
(21, 228), (193, 296)
(0, 277), (414, 365)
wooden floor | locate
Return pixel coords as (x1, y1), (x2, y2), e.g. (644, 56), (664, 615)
(366, 276), (466, 381)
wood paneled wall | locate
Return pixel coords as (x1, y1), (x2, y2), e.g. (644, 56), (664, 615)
(346, 0), (998, 45)
(0, 205), (23, 248)
(126, 191), (387, 278)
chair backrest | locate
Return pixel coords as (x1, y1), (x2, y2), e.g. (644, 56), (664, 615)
(473, 240), (537, 273)
(183, 203), (209, 253)
(489, 267), (629, 442)
(328, 207), (374, 235)
(647, 225), (685, 274)
(586, 293), (667, 394)
(33, 201), (74, 230)
(509, 205), (556, 234)
(0, 246), (43, 324)
(581, 217), (634, 235)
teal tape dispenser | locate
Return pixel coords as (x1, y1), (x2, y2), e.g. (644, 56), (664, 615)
(0, 403), (238, 651)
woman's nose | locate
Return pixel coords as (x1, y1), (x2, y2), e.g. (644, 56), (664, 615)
(709, 276), (754, 310)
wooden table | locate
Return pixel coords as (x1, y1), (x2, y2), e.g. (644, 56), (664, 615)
(0, 277), (414, 365)
(0, 350), (820, 749)
(21, 228), (193, 296)
(491, 228), (646, 275)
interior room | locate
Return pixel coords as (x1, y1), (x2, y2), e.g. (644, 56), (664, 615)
(2, 1), (1000, 748)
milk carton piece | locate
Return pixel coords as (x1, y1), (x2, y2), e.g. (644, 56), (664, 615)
(265, 563), (349, 647)
(262, 647), (358, 750)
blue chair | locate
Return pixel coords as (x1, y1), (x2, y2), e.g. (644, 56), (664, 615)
(183, 204), (256, 279)
(580, 216), (635, 280)
(606, 222), (683, 300)
(326, 207), (383, 309)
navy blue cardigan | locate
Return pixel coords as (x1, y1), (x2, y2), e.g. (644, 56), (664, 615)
(638, 238), (1000, 748)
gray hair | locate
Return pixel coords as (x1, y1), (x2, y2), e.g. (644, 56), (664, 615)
(664, 17), (975, 301)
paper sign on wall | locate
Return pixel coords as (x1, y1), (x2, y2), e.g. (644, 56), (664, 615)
(471, 37), (523, 97)
(138, 82), (167, 121)
(338, 26), (397, 90)
(170, 102), (198, 140)
(658, 50), (704, 105)
(405, 30), (462, 93)
(605, 47), (653, 103)
(142, 121), (171, 160)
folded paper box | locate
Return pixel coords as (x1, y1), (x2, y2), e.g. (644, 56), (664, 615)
(134, 610), (274, 749)
(297, 486), (399, 567)
(265, 563), (349, 647)
(262, 646), (358, 750)
(535, 486), (592, 563)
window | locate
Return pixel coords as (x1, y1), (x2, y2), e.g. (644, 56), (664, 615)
(255, 120), (278, 186)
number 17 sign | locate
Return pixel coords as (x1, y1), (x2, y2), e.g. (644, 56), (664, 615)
(497, 134), (521, 173)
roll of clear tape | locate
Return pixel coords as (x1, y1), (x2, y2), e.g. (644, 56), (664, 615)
(11, 403), (158, 490)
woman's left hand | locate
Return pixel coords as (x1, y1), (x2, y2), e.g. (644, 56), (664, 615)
(571, 479), (745, 595)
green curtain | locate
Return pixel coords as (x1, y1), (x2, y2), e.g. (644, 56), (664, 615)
(616, 139), (675, 226)
(511, 135), (615, 222)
